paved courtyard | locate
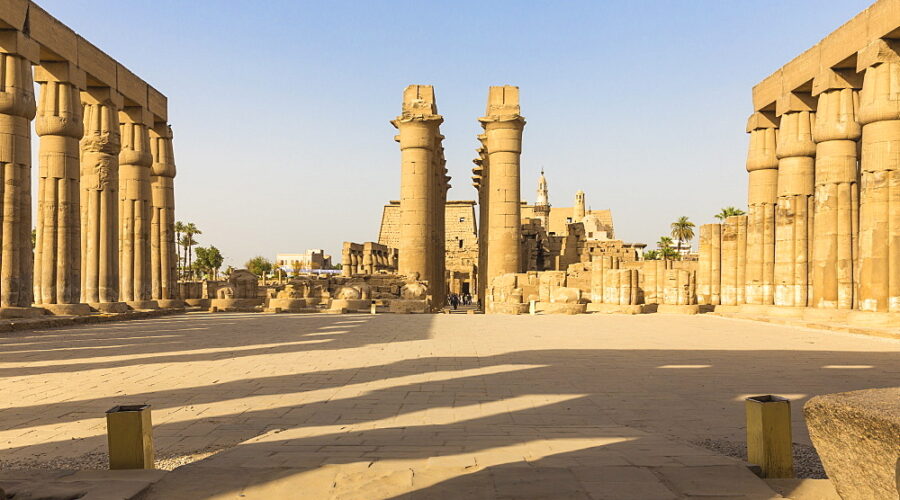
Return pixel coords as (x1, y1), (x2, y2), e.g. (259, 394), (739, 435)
(1, 312), (897, 498)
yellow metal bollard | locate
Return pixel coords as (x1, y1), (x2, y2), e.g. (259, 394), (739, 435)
(745, 395), (793, 478)
(106, 405), (154, 470)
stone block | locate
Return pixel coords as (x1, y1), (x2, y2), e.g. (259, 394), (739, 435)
(804, 387), (900, 500)
(40, 303), (91, 316)
(586, 303), (644, 315)
(542, 303), (587, 315)
(330, 299), (370, 312)
(657, 304), (700, 315)
(209, 298), (263, 312)
(388, 299), (427, 314)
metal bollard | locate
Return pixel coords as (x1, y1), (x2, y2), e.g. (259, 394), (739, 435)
(370, 302), (377, 315)
(106, 405), (154, 470)
(745, 395), (793, 478)
(529, 300), (537, 315)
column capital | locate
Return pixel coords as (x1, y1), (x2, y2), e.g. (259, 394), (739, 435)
(857, 38), (900, 72)
(119, 105), (154, 127)
(82, 86), (123, 108)
(812, 68), (862, 96)
(776, 91), (816, 116)
(746, 111), (778, 132)
(0, 30), (39, 63)
(34, 62), (86, 89)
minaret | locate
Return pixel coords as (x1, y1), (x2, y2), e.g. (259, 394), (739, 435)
(534, 168), (550, 228)
(574, 190), (586, 221)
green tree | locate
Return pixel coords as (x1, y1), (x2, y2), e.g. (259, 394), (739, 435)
(245, 256), (273, 277)
(658, 236), (674, 261)
(194, 246), (224, 280)
(670, 216), (695, 256)
(661, 246), (680, 261)
(181, 222), (202, 279)
(174, 221), (186, 277)
(714, 206), (746, 221)
(643, 250), (660, 261)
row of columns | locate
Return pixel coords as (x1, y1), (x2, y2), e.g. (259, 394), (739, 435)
(341, 241), (397, 276)
(392, 85), (449, 308)
(474, 86), (525, 307)
(704, 38), (900, 317)
(0, 34), (177, 314)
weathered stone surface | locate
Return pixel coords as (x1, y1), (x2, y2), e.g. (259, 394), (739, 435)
(804, 387), (900, 500)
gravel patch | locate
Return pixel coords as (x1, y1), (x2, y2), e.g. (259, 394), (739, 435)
(691, 438), (825, 479)
(0, 448), (222, 472)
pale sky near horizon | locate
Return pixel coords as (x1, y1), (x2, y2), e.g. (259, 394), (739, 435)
(37, 0), (873, 267)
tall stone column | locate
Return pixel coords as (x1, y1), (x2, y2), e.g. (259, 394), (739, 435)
(811, 70), (861, 311)
(149, 123), (179, 307)
(32, 63), (91, 315)
(392, 85), (441, 289)
(774, 95), (816, 308)
(745, 112), (779, 305)
(480, 86), (525, 286)
(856, 39), (900, 316)
(721, 216), (748, 306)
(81, 87), (125, 311)
(119, 107), (156, 309)
(0, 34), (37, 314)
(473, 137), (489, 306)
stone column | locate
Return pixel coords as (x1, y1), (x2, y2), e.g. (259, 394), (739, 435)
(81, 87), (125, 311)
(32, 63), (90, 315)
(774, 95), (816, 308)
(119, 106), (156, 309)
(811, 70), (861, 311)
(721, 216), (748, 306)
(473, 137), (489, 306)
(480, 86), (525, 285)
(149, 123), (179, 307)
(745, 112), (779, 305)
(856, 39), (900, 315)
(697, 223), (721, 305)
(0, 33), (37, 314)
(392, 85), (441, 286)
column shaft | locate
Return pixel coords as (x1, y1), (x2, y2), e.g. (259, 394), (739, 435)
(149, 124), (177, 301)
(812, 84), (860, 309)
(118, 107), (154, 305)
(774, 108), (816, 307)
(745, 113), (779, 305)
(857, 52), (900, 312)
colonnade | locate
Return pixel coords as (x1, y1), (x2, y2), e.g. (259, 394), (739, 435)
(341, 242), (397, 276)
(0, 21), (177, 316)
(391, 85), (448, 308)
(699, 36), (900, 325)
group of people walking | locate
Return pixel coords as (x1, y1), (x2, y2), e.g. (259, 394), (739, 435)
(447, 292), (473, 310)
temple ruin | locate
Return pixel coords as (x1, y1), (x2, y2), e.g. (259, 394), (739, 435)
(0, 1), (177, 317)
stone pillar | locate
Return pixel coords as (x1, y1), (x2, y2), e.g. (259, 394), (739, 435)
(480, 86), (525, 286)
(119, 106), (156, 309)
(341, 242), (351, 277)
(81, 87), (125, 311)
(392, 85), (441, 286)
(721, 216), (748, 306)
(473, 138), (489, 306)
(149, 124), (179, 306)
(697, 223), (721, 305)
(745, 112), (779, 305)
(33, 63), (90, 315)
(0, 33), (37, 314)
(774, 95), (816, 308)
(855, 40), (900, 315)
(811, 70), (861, 310)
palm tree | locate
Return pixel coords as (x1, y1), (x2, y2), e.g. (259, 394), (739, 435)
(670, 216), (695, 256)
(658, 236), (674, 261)
(661, 246), (680, 261)
(174, 221), (186, 278)
(714, 206), (746, 221)
(182, 222), (202, 279)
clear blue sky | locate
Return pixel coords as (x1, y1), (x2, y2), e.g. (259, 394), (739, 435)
(38, 0), (873, 267)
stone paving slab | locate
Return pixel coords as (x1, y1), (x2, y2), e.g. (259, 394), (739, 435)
(1, 312), (895, 497)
